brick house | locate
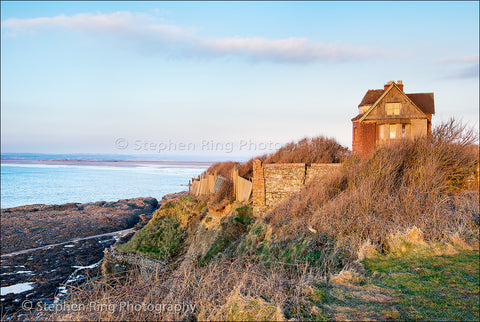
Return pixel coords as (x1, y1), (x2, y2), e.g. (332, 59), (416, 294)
(352, 80), (435, 157)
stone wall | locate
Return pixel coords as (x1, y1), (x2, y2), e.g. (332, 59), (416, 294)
(264, 163), (305, 209)
(252, 159), (341, 216)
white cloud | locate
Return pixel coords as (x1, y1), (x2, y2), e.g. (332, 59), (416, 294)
(2, 12), (192, 39)
(436, 55), (479, 79)
(2, 11), (381, 63)
(198, 36), (377, 62)
(436, 55), (479, 64)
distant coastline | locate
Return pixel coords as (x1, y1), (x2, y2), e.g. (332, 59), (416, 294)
(1, 157), (210, 209)
(1, 158), (212, 168)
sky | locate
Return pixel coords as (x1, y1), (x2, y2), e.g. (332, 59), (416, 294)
(1, 1), (478, 160)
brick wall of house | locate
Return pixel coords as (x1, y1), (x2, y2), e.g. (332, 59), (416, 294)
(252, 159), (341, 216)
(352, 122), (376, 158)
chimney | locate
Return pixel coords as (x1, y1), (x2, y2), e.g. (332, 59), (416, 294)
(397, 80), (403, 91)
(384, 80), (394, 90)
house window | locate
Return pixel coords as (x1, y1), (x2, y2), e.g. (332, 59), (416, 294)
(390, 124), (396, 139)
(379, 125), (385, 140)
(402, 124), (406, 138)
(386, 103), (401, 115)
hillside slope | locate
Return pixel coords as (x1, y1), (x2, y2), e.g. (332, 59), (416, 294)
(35, 120), (479, 321)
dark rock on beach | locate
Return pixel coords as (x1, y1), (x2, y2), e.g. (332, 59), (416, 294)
(1, 197), (158, 255)
(0, 196), (173, 319)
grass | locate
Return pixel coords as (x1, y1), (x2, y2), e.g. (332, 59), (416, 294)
(205, 135), (350, 180)
(41, 211), (479, 321)
(234, 205), (253, 226)
(364, 250), (479, 321)
(266, 119), (479, 257)
(201, 205), (253, 265)
(116, 197), (206, 260)
(116, 215), (183, 259)
(40, 119), (478, 321)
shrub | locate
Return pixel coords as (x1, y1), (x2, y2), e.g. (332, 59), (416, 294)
(263, 136), (350, 164)
(209, 177), (235, 211)
(206, 161), (239, 178)
(265, 119), (479, 256)
(204, 136), (349, 180)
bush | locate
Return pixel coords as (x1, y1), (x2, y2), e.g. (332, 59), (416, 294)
(206, 161), (239, 178)
(203, 136), (349, 198)
(209, 178), (235, 211)
(266, 119), (479, 255)
(263, 136), (350, 164)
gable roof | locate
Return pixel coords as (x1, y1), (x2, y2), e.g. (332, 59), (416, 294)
(406, 93), (435, 114)
(357, 86), (435, 116)
(359, 83), (432, 122)
(351, 114), (363, 121)
(358, 89), (384, 107)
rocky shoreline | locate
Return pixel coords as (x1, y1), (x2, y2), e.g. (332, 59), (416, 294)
(0, 192), (187, 319)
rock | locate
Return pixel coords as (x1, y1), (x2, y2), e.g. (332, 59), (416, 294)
(0, 196), (164, 319)
(1, 197), (159, 255)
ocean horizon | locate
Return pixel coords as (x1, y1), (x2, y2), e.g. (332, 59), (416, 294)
(1, 154), (210, 209)
(1, 152), (244, 162)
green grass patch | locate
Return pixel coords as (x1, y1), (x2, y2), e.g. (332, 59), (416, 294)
(364, 250), (479, 321)
(234, 205), (253, 226)
(201, 206), (253, 265)
(116, 215), (182, 260)
(202, 235), (235, 264)
(117, 197), (204, 260)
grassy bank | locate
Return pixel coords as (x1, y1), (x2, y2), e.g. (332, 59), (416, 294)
(37, 119), (478, 321)
(116, 196), (207, 260)
(364, 250), (479, 321)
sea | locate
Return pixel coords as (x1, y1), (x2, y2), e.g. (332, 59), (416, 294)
(1, 154), (212, 209)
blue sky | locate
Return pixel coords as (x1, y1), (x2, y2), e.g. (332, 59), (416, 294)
(1, 1), (478, 160)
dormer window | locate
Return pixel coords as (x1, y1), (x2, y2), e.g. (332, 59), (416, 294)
(358, 105), (370, 114)
(386, 103), (401, 115)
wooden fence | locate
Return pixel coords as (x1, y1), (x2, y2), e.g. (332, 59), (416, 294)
(189, 168), (252, 202)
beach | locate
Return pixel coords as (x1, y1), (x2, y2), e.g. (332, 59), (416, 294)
(0, 192), (186, 318)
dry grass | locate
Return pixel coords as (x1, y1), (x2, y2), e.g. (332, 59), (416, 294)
(263, 136), (350, 165)
(37, 257), (329, 321)
(209, 177), (235, 211)
(204, 135), (350, 181)
(206, 161), (239, 178)
(40, 118), (478, 321)
(266, 119), (479, 256)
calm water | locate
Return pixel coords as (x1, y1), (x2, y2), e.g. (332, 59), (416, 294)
(1, 163), (208, 209)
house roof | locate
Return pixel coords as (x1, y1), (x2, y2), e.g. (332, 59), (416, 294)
(351, 114), (363, 121)
(358, 89), (384, 107)
(358, 88), (435, 115)
(406, 93), (435, 114)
